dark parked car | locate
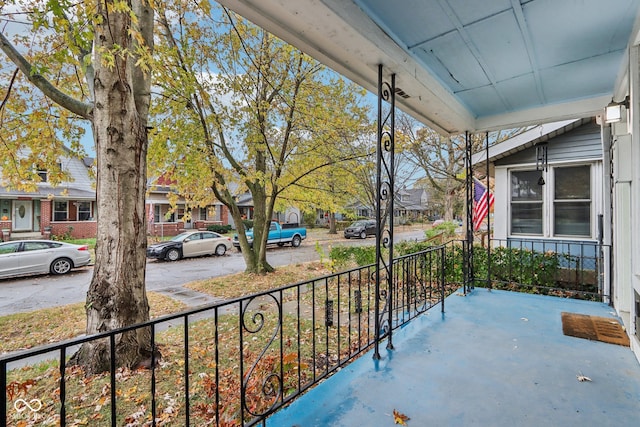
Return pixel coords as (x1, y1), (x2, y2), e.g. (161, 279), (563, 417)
(147, 231), (232, 261)
(344, 220), (377, 239)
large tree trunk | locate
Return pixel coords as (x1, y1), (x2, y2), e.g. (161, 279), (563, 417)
(328, 212), (337, 234)
(70, 0), (155, 374)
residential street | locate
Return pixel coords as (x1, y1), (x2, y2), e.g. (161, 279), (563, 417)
(0, 226), (428, 316)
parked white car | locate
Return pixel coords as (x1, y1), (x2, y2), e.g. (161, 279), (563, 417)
(147, 231), (233, 261)
(0, 240), (91, 279)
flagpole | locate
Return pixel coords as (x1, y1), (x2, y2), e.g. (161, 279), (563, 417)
(485, 132), (492, 290)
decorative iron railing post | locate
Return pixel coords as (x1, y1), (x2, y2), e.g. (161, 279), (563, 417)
(1, 360), (6, 427)
(465, 131), (474, 293)
(440, 246), (446, 313)
(374, 64), (395, 359)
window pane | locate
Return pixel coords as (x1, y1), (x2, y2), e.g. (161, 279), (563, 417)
(78, 202), (91, 221)
(511, 203), (543, 235)
(23, 242), (51, 251)
(555, 202), (590, 236)
(511, 171), (543, 201)
(0, 243), (20, 254)
(54, 201), (68, 221)
(555, 166), (590, 199)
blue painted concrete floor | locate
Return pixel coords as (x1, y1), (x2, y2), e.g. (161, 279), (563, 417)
(267, 289), (640, 427)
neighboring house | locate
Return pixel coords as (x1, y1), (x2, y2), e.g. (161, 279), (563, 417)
(145, 175), (302, 235)
(227, 193), (302, 228)
(395, 187), (430, 222)
(345, 187), (430, 223)
(146, 174), (230, 237)
(344, 200), (373, 220)
(0, 153), (97, 240)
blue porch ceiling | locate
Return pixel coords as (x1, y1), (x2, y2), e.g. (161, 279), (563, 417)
(216, 0), (640, 134)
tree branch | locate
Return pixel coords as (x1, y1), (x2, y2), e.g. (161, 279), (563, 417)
(0, 31), (92, 119)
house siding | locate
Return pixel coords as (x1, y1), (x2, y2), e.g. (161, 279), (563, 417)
(495, 122), (602, 166)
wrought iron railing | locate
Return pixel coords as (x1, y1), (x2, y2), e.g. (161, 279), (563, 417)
(441, 238), (610, 301)
(482, 238), (610, 300)
(3, 247), (447, 427)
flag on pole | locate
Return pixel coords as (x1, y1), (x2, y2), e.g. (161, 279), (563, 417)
(473, 178), (494, 231)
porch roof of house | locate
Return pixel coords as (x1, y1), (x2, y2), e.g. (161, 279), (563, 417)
(267, 288), (640, 426)
(217, 0), (640, 135)
(0, 186), (95, 200)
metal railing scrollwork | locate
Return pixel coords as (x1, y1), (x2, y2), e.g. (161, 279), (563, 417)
(374, 64), (396, 359)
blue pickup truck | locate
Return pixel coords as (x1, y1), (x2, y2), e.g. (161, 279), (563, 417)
(233, 221), (307, 250)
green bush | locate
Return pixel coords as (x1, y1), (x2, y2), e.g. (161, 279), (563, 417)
(329, 245), (377, 269)
(207, 224), (232, 234)
(441, 244), (560, 289)
(327, 239), (564, 294)
(242, 220), (254, 230)
(303, 211), (317, 228)
(396, 241), (562, 290)
(425, 221), (458, 240)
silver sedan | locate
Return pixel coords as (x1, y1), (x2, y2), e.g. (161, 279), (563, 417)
(146, 231), (233, 261)
(0, 240), (91, 279)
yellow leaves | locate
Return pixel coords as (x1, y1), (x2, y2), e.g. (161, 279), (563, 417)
(393, 409), (410, 425)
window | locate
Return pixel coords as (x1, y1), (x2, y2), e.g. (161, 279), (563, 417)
(0, 242), (21, 254)
(77, 202), (92, 221)
(35, 163), (62, 183)
(54, 201), (68, 221)
(37, 170), (48, 182)
(23, 241), (57, 251)
(554, 166), (590, 237)
(510, 165), (593, 238)
(510, 170), (543, 235)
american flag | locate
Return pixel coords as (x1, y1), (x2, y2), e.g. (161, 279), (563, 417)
(473, 178), (494, 231)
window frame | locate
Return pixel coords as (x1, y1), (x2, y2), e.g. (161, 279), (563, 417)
(53, 201), (69, 221)
(509, 169), (544, 236)
(508, 163), (594, 239)
(552, 165), (592, 238)
(77, 201), (92, 221)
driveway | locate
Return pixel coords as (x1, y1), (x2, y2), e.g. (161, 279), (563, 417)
(0, 226), (429, 316)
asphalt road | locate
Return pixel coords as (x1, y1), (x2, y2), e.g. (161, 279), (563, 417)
(0, 228), (427, 316)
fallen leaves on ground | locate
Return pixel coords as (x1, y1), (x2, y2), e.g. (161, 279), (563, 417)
(0, 293), (185, 353)
(393, 409), (410, 425)
(577, 372), (592, 382)
(186, 261), (332, 298)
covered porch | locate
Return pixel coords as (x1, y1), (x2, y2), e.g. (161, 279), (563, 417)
(217, 0), (640, 364)
(268, 288), (640, 426)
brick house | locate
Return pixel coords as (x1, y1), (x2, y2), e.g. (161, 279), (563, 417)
(146, 174), (232, 237)
(0, 154), (97, 241)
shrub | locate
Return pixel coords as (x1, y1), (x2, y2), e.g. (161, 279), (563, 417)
(425, 221), (457, 240)
(396, 242), (563, 290)
(207, 224), (232, 234)
(303, 211), (317, 228)
(242, 220), (254, 230)
(329, 245), (377, 269)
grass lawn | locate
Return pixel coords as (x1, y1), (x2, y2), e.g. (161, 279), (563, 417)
(2, 261), (362, 427)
